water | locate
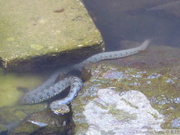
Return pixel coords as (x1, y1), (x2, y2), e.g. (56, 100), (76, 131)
(83, 0), (180, 50)
(0, 0), (180, 134)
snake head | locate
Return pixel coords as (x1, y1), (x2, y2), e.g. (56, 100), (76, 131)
(50, 102), (70, 115)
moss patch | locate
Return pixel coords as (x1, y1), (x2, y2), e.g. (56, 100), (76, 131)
(0, 0), (103, 71)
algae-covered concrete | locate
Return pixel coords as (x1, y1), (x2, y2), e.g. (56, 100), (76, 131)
(0, 0), (103, 71)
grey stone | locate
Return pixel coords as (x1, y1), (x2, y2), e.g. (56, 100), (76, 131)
(82, 89), (164, 135)
(71, 41), (180, 134)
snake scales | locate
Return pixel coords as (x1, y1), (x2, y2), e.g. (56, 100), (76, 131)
(21, 40), (150, 114)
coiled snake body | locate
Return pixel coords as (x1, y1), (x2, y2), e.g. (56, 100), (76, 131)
(21, 40), (150, 114)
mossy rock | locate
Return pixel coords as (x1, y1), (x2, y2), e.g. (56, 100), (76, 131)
(0, 104), (47, 133)
(72, 63), (180, 134)
(10, 109), (72, 135)
(0, 0), (103, 71)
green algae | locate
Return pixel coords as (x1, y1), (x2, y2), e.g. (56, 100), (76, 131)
(0, 104), (47, 132)
(72, 63), (180, 132)
(0, 65), (74, 134)
(30, 44), (44, 51)
(105, 103), (137, 122)
(0, 124), (7, 133)
(10, 108), (72, 135)
(0, 68), (46, 107)
(0, 0), (103, 71)
(82, 64), (179, 102)
(109, 109), (137, 122)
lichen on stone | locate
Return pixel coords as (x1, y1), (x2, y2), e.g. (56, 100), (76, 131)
(83, 89), (164, 134)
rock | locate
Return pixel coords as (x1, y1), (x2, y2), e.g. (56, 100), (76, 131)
(9, 108), (72, 135)
(145, 1), (180, 17)
(0, 124), (7, 133)
(0, 0), (103, 71)
(83, 89), (164, 135)
(172, 118), (180, 128)
(72, 63), (179, 135)
(71, 42), (180, 134)
(0, 104), (47, 133)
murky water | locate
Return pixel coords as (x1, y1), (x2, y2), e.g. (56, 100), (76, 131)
(83, 0), (180, 50)
(0, 0), (180, 135)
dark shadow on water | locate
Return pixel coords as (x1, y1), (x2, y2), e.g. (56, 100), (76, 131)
(83, 0), (180, 50)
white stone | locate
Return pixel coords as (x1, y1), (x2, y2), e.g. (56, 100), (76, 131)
(83, 88), (164, 135)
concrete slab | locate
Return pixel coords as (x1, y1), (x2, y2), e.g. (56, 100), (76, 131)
(0, 0), (103, 71)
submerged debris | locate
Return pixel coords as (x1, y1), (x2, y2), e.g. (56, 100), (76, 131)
(146, 0), (180, 11)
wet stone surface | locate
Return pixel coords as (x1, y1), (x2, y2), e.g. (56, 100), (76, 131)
(72, 64), (179, 134)
(71, 42), (180, 134)
(0, 104), (72, 135)
(0, 104), (47, 133)
(9, 108), (72, 135)
(83, 89), (164, 134)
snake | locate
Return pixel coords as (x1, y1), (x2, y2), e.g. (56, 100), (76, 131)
(21, 40), (150, 114)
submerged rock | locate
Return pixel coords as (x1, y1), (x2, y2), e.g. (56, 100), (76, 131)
(0, 68), (46, 107)
(10, 108), (72, 135)
(0, 124), (7, 133)
(0, 104), (47, 133)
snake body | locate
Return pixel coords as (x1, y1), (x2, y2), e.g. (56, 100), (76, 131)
(21, 40), (150, 114)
